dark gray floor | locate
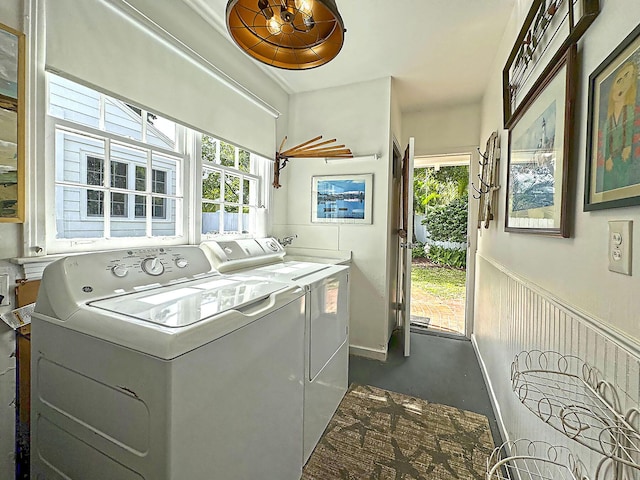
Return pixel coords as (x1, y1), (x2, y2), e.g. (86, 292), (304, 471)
(348, 330), (503, 446)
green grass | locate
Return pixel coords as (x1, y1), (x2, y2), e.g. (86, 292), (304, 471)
(411, 263), (466, 300)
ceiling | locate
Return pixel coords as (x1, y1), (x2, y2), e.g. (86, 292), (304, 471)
(182, 0), (516, 113)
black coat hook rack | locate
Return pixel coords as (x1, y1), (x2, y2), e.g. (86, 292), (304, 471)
(474, 131), (501, 229)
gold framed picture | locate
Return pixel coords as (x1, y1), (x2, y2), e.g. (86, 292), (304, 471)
(0, 22), (25, 223)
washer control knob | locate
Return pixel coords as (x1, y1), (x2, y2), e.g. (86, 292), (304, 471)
(265, 240), (279, 251)
(175, 257), (189, 268)
(111, 264), (129, 278)
(141, 257), (164, 276)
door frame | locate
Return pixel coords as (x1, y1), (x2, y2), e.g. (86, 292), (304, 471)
(464, 148), (480, 338)
(411, 148), (479, 339)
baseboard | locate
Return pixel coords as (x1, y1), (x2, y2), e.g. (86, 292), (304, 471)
(349, 344), (387, 361)
(470, 333), (508, 445)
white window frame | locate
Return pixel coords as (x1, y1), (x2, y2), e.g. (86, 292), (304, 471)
(200, 137), (263, 238)
(135, 165), (169, 220)
(46, 115), (187, 252)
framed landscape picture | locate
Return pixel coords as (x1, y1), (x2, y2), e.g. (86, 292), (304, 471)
(584, 22), (640, 211)
(311, 174), (373, 224)
(505, 44), (576, 237)
(0, 22), (24, 223)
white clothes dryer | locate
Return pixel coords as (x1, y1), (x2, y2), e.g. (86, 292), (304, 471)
(31, 246), (305, 480)
(201, 238), (350, 463)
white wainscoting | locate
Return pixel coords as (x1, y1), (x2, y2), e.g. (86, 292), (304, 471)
(473, 253), (640, 477)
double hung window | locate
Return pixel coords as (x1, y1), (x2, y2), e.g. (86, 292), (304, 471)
(44, 74), (269, 253)
(201, 135), (262, 236)
(48, 75), (184, 243)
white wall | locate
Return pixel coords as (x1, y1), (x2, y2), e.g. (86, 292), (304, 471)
(475, 0), (640, 457)
(478, 0), (640, 347)
(403, 103), (481, 156)
(273, 77), (394, 359)
(0, 225), (20, 260)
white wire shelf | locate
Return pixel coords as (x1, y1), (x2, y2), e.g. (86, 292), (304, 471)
(511, 350), (640, 473)
(486, 439), (589, 480)
(595, 412), (640, 480)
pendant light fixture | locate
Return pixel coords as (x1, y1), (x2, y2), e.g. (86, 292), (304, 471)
(226, 0), (346, 70)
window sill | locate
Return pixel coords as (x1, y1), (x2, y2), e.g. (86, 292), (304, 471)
(11, 253), (75, 265)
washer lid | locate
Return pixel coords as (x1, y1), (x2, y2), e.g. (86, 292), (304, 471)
(89, 276), (288, 327)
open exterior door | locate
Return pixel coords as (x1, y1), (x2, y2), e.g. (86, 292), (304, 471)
(398, 138), (415, 357)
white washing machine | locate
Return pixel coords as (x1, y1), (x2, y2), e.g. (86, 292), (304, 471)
(31, 246), (306, 480)
(200, 238), (349, 464)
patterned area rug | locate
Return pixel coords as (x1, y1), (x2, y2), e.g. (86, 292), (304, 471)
(302, 384), (494, 480)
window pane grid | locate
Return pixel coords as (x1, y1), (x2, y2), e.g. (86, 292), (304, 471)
(53, 115), (183, 239)
(86, 157), (104, 186)
(200, 147), (260, 234)
(220, 141), (235, 167)
(87, 190), (103, 216)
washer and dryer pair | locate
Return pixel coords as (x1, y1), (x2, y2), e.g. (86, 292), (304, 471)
(200, 237), (350, 464)
(31, 239), (349, 479)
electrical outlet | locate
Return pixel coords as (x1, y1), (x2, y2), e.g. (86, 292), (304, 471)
(608, 221), (632, 275)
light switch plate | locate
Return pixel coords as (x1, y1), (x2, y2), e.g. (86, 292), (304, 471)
(608, 220), (632, 275)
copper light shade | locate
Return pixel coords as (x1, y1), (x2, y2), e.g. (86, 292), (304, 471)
(226, 0), (346, 70)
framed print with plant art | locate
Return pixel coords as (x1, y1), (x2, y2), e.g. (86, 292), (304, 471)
(505, 44), (576, 237)
(311, 174), (373, 224)
(585, 23), (640, 211)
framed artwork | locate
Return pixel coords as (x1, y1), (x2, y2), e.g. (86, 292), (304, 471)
(0, 22), (24, 222)
(311, 174), (373, 224)
(505, 44), (576, 237)
(503, 0), (598, 128)
(585, 22), (640, 211)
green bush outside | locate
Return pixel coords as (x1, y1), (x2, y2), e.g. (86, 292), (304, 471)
(422, 196), (468, 243)
(412, 241), (427, 259)
(421, 196), (467, 268)
(425, 245), (466, 269)
(413, 165), (468, 269)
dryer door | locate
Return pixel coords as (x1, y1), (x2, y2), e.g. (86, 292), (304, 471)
(308, 269), (349, 380)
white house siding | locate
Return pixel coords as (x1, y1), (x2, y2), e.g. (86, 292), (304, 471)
(49, 79), (100, 128)
(147, 126), (171, 149)
(105, 98), (144, 141)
